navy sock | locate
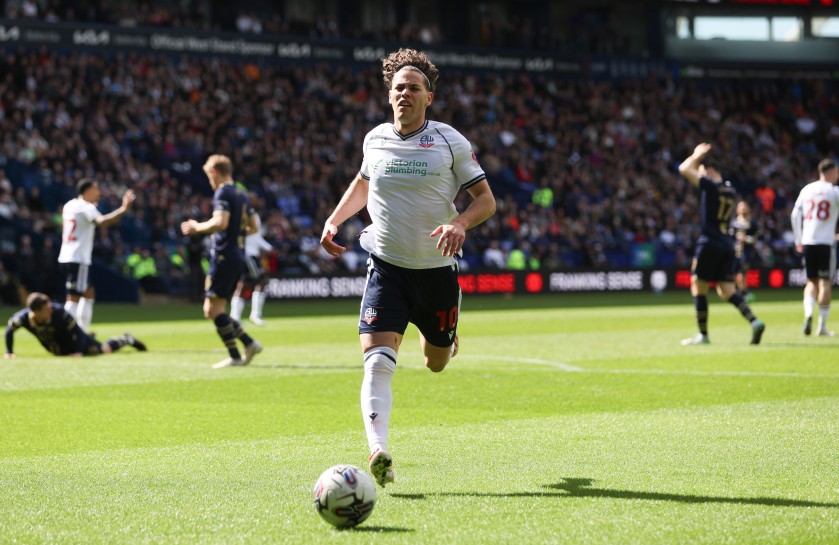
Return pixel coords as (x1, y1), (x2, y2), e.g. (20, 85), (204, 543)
(213, 314), (242, 359)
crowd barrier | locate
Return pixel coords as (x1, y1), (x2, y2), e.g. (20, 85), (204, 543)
(259, 266), (814, 300)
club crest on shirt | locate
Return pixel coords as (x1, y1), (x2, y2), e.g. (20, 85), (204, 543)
(362, 307), (378, 324)
(419, 135), (435, 148)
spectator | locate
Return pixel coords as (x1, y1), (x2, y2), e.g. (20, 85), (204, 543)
(483, 240), (506, 269)
(0, 46), (836, 288)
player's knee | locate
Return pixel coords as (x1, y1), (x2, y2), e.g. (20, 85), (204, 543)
(425, 356), (448, 373)
(363, 346), (397, 376)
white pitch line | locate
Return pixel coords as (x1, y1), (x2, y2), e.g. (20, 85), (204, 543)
(458, 354), (583, 372)
(460, 354), (839, 379)
(592, 368), (839, 379)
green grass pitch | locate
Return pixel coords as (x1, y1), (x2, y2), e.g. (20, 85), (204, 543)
(1, 290), (837, 544)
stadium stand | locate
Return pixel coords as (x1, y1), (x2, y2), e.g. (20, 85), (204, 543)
(0, 2), (837, 302)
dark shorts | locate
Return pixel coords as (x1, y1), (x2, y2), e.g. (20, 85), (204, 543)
(79, 334), (104, 356)
(61, 262), (91, 295)
(205, 255), (245, 300)
(55, 333), (102, 356)
(692, 237), (736, 283)
(241, 254), (266, 282)
(359, 255), (461, 348)
(803, 244), (836, 280)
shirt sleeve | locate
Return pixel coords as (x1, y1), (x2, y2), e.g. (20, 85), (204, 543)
(5, 311), (24, 354)
(448, 130), (486, 190)
(213, 188), (232, 215)
(359, 126), (379, 180)
(81, 201), (102, 223)
(790, 191), (804, 245)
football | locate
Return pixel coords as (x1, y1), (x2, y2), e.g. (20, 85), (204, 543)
(313, 464), (377, 528)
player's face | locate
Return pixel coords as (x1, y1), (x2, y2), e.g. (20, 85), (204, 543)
(30, 304), (52, 325)
(388, 68), (433, 132)
(84, 182), (101, 204)
(203, 166), (221, 189)
(737, 202), (750, 216)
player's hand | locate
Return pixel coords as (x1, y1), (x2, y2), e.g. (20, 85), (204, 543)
(320, 223), (346, 257)
(693, 142), (712, 158)
(122, 189), (136, 209)
(3, 353), (15, 359)
(180, 219), (199, 236)
(796, 244), (804, 254)
(431, 224), (466, 257)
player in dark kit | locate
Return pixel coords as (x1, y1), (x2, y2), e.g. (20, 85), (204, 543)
(4, 292), (146, 358)
(678, 143), (765, 345)
(181, 154), (263, 368)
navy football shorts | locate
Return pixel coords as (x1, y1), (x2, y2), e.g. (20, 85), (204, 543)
(692, 237), (736, 283)
(205, 256), (245, 300)
(359, 255), (461, 348)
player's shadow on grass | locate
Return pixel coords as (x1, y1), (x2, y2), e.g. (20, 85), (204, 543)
(547, 478), (839, 508)
(391, 477), (839, 508)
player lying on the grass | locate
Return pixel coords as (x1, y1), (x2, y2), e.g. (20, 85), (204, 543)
(3, 292), (147, 358)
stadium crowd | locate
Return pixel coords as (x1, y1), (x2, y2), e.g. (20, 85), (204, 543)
(3, 0), (637, 55)
(1, 43), (838, 302)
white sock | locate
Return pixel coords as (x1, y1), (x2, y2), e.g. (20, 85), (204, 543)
(64, 300), (79, 326)
(250, 291), (266, 320)
(77, 297), (94, 332)
(230, 296), (244, 322)
(818, 305), (830, 332)
(804, 295), (816, 319)
(361, 346), (396, 454)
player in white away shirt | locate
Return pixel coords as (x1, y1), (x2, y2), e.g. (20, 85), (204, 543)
(230, 208), (273, 326)
(791, 159), (839, 336)
(320, 48), (496, 488)
(58, 178), (135, 331)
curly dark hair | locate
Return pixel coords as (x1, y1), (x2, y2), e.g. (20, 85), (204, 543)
(381, 48), (439, 92)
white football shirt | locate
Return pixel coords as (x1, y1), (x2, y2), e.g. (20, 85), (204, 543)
(358, 120), (486, 269)
(244, 215), (272, 257)
(791, 180), (839, 246)
(58, 197), (102, 265)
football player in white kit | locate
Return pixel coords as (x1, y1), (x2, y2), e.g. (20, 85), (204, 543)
(230, 208), (273, 326)
(58, 178), (135, 332)
(790, 159), (839, 336)
(320, 48), (496, 487)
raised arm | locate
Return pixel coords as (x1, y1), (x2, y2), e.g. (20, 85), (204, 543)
(96, 189), (136, 228)
(678, 143), (712, 187)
